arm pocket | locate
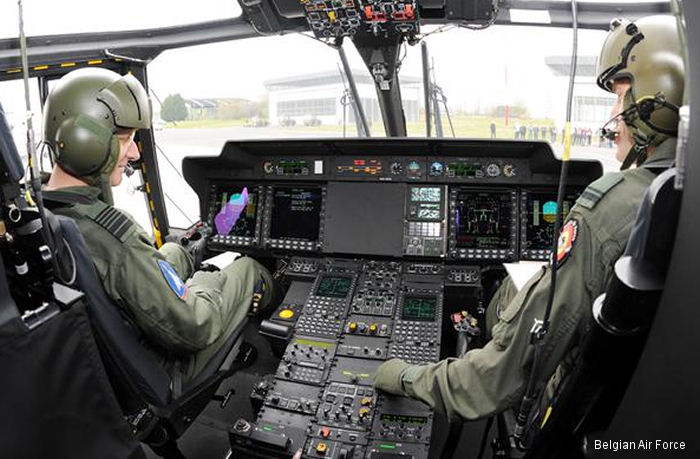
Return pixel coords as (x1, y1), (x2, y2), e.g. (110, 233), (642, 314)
(491, 267), (547, 349)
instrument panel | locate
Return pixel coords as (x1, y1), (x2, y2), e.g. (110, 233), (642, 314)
(195, 139), (601, 263)
(183, 139), (602, 458)
(208, 182), (581, 262)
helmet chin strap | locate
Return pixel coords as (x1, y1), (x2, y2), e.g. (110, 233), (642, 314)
(97, 174), (114, 206)
(620, 142), (648, 170)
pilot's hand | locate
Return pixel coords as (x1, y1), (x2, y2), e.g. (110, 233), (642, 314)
(373, 358), (412, 395)
(181, 222), (212, 269)
(292, 448), (302, 459)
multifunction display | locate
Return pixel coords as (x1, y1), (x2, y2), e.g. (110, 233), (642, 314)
(454, 190), (514, 249)
(404, 186), (446, 257)
(315, 275), (353, 299)
(401, 296), (437, 322)
(212, 186), (258, 238)
(521, 190), (580, 259)
(270, 186), (322, 241)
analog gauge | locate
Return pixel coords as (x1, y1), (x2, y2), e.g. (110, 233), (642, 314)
(486, 163), (501, 177)
(390, 161), (403, 175)
(503, 164), (517, 177)
(263, 161), (274, 174)
(430, 161), (444, 176)
(407, 160), (422, 178)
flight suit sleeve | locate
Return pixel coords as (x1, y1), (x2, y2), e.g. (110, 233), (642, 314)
(106, 227), (233, 354)
(485, 275), (518, 334)
(374, 212), (622, 422)
(158, 242), (195, 280)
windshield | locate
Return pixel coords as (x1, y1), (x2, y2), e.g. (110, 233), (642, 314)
(147, 24), (619, 227)
(0, 0), (242, 38)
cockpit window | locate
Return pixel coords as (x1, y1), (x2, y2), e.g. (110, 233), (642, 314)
(0, 0), (242, 38)
(148, 22), (622, 229)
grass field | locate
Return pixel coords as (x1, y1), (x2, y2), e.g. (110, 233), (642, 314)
(167, 115), (559, 140)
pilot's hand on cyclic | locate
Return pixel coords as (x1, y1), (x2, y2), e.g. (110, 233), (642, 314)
(373, 358), (413, 395)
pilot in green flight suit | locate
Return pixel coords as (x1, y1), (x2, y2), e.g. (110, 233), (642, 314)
(41, 68), (279, 382)
(374, 15), (684, 423)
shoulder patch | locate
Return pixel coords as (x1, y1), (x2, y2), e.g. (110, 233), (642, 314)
(158, 260), (189, 300)
(556, 219), (578, 267)
(576, 173), (624, 210)
(85, 203), (135, 242)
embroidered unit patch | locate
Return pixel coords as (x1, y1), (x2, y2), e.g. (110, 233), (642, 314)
(556, 220), (578, 267)
(158, 260), (188, 300)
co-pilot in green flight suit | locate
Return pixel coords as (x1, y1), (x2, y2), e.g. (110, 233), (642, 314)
(374, 139), (677, 423)
(43, 185), (269, 383)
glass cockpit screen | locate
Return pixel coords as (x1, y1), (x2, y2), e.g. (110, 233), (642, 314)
(315, 275), (353, 298)
(454, 190), (513, 249)
(523, 191), (578, 251)
(212, 185), (258, 237)
(269, 186), (322, 241)
(401, 296), (437, 322)
(409, 186), (442, 221)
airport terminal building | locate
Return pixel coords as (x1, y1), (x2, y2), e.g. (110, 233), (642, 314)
(545, 55), (616, 128)
(264, 71), (422, 126)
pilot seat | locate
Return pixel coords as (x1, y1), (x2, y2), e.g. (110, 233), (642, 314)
(48, 213), (258, 459)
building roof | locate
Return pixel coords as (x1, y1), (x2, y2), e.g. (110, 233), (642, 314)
(545, 55), (598, 77)
(264, 70), (422, 90)
(186, 98), (217, 108)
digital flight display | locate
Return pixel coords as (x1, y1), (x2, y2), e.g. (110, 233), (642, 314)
(454, 190), (513, 249)
(269, 186), (322, 241)
(315, 275), (353, 298)
(411, 187), (441, 203)
(416, 204), (440, 220)
(212, 185), (257, 237)
(277, 160), (309, 175)
(523, 191), (578, 251)
(447, 162), (483, 178)
(336, 158), (383, 176)
(401, 296), (437, 322)
(379, 414), (428, 425)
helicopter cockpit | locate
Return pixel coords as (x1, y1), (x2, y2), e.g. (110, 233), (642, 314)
(0, 1), (697, 459)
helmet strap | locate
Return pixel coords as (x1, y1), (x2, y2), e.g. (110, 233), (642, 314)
(97, 174), (114, 206)
(620, 143), (648, 170)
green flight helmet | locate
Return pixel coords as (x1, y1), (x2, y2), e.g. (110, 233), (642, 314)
(596, 15), (684, 155)
(43, 68), (152, 186)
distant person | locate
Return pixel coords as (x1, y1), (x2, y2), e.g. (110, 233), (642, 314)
(550, 126), (557, 143)
(533, 125), (539, 140)
(541, 126), (548, 141)
(520, 125), (527, 140)
(490, 121), (497, 139)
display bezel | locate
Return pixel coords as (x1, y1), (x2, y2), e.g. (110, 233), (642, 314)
(520, 188), (581, 259)
(449, 187), (518, 256)
(400, 295), (438, 322)
(208, 182), (262, 247)
(263, 184), (326, 251)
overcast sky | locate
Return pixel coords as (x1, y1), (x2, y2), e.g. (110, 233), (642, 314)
(0, 0), (623, 120)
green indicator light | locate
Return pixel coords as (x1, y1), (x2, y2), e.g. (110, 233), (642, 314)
(263, 426), (273, 431)
(379, 444), (396, 450)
